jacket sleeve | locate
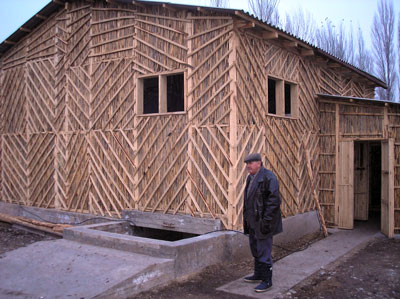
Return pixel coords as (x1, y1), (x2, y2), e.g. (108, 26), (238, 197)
(262, 174), (281, 223)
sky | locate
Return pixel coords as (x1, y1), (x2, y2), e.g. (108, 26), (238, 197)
(0, 0), (398, 45)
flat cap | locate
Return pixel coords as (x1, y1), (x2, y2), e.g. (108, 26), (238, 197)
(244, 153), (262, 163)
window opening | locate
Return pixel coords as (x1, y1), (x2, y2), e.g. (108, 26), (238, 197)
(143, 77), (159, 114)
(284, 83), (291, 115)
(167, 73), (184, 112)
(268, 78), (276, 114)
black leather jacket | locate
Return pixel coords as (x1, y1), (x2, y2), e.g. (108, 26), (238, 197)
(243, 166), (283, 239)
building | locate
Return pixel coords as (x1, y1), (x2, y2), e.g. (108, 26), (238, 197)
(0, 0), (398, 237)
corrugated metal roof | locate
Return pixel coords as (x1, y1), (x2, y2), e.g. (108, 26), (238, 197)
(0, 0), (387, 89)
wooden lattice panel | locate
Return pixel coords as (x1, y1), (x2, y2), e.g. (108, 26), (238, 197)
(55, 132), (89, 213)
(319, 102), (336, 225)
(266, 118), (304, 217)
(340, 104), (384, 137)
(2, 134), (28, 205)
(27, 133), (55, 208)
(66, 65), (90, 131)
(90, 2), (135, 62)
(299, 58), (320, 132)
(320, 66), (345, 95)
(236, 31), (267, 127)
(67, 4), (91, 67)
(135, 6), (187, 73)
(26, 59), (63, 133)
(1, 38), (26, 70)
(135, 115), (188, 214)
(265, 43), (299, 82)
(89, 130), (135, 217)
(90, 59), (135, 130)
(188, 125), (230, 226)
(2, 67), (26, 134)
(26, 14), (57, 61)
(188, 17), (233, 126)
(389, 106), (400, 233)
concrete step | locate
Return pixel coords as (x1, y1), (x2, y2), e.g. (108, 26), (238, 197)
(0, 239), (174, 298)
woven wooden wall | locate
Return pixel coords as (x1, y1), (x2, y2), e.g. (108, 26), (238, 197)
(389, 105), (400, 234)
(0, 0), (396, 232)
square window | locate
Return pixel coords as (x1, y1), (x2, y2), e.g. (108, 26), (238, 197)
(138, 72), (185, 115)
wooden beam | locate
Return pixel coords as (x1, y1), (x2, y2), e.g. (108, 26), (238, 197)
(238, 22), (255, 29)
(19, 27), (32, 33)
(328, 62), (341, 68)
(301, 49), (314, 57)
(283, 41), (298, 48)
(263, 31), (278, 39)
(52, 0), (64, 5)
(4, 40), (17, 45)
(35, 14), (47, 20)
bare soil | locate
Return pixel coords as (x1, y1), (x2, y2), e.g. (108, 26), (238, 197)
(0, 222), (55, 256)
(283, 237), (400, 299)
(2, 221), (399, 299)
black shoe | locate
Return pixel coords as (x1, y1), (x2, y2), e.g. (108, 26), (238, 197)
(254, 280), (272, 292)
(244, 274), (262, 283)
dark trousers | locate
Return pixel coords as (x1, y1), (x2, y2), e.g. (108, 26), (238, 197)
(248, 228), (273, 266)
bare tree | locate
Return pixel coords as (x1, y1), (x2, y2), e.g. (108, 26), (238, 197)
(209, 0), (229, 8)
(398, 12), (400, 101)
(248, 0), (280, 25)
(371, 0), (397, 101)
(284, 7), (317, 44)
(356, 27), (373, 74)
(315, 18), (355, 64)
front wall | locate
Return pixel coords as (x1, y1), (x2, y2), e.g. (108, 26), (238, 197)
(1, 1), (396, 232)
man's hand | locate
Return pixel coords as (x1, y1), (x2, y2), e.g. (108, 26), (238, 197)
(260, 221), (271, 234)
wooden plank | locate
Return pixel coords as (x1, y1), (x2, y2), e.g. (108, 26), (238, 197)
(122, 210), (221, 234)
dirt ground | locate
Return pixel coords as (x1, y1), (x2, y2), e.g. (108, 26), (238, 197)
(283, 237), (400, 299)
(1, 221), (399, 299)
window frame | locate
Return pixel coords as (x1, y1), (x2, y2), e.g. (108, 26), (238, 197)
(266, 75), (299, 119)
(137, 69), (187, 116)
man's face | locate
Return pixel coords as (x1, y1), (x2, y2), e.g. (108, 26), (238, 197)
(246, 161), (261, 175)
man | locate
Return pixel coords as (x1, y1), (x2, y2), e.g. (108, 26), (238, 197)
(243, 153), (283, 293)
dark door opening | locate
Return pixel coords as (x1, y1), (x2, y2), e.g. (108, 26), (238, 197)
(353, 141), (381, 230)
(369, 142), (381, 224)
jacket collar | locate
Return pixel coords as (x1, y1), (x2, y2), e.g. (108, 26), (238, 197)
(246, 167), (266, 200)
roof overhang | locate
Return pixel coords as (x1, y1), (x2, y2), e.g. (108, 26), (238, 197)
(317, 93), (400, 107)
(0, 0), (388, 90)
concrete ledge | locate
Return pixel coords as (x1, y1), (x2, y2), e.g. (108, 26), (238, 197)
(0, 201), (104, 225)
(274, 210), (321, 245)
(64, 222), (243, 278)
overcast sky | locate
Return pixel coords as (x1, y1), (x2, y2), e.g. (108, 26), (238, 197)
(0, 0), (399, 49)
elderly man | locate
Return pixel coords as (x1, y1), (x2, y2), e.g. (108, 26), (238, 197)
(243, 153), (283, 293)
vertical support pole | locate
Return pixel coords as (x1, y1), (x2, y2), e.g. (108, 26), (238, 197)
(184, 13), (194, 216)
(227, 30), (238, 230)
(133, 16), (140, 211)
(334, 103), (340, 226)
(383, 104), (389, 139)
(88, 6), (94, 214)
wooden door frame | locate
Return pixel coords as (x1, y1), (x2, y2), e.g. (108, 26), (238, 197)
(336, 138), (394, 237)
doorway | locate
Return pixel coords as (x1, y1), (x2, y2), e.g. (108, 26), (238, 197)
(353, 141), (381, 229)
(337, 139), (394, 237)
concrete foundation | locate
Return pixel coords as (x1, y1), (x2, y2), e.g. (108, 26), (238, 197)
(0, 202), (323, 297)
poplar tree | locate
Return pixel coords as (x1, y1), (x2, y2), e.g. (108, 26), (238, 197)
(371, 0), (397, 101)
(209, 0), (229, 8)
(248, 0), (280, 25)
